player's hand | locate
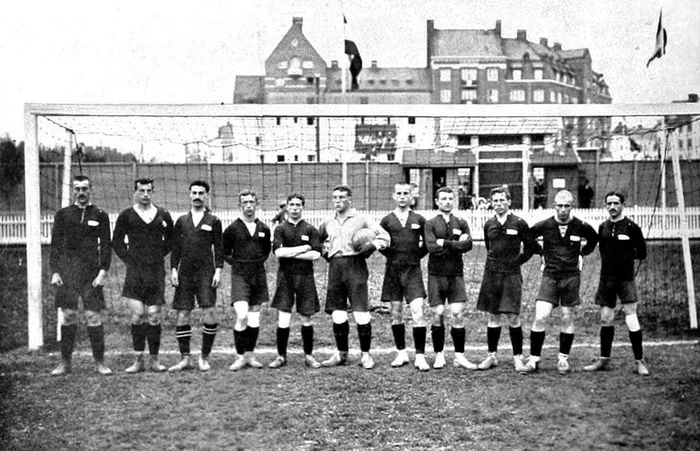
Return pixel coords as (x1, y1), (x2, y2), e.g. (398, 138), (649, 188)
(540, 256), (545, 273)
(211, 268), (221, 288)
(578, 255), (583, 271)
(51, 273), (63, 287)
(171, 269), (179, 287)
(458, 234), (469, 242)
(359, 242), (377, 259)
(436, 239), (445, 247)
(92, 270), (107, 287)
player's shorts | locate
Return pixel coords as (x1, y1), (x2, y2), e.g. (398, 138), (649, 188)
(381, 264), (426, 303)
(172, 269), (216, 310)
(595, 276), (639, 308)
(54, 266), (106, 311)
(428, 275), (468, 307)
(325, 256), (369, 313)
(476, 269), (522, 314)
(230, 271), (270, 307)
(122, 263), (165, 306)
(536, 274), (581, 307)
(271, 271), (320, 316)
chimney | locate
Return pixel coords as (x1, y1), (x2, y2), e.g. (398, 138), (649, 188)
(494, 20), (502, 37)
(292, 17), (303, 29)
(540, 37), (548, 47)
(516, 30), (527, 40)
(371, 60), (378, 69)
(331, 60), (338, 69)
(553, 42), (562, 51)
(426, 20), (435, 68)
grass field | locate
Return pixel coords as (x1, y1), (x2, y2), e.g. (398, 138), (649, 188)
(1, 241), (699, 449)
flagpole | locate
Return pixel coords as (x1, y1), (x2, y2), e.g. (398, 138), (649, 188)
(341, 1), (347, 95)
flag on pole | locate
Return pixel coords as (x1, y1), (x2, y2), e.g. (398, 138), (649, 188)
(344, 15), (363, 90)
(646, 9), (668, 67)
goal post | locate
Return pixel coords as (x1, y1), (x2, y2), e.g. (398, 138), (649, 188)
(23, 102), (700, 350)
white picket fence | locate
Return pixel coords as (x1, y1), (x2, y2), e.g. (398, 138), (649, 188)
(2, 206), (700, 245)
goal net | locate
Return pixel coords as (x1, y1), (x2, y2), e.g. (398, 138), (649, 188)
(16, 102), (700, 349)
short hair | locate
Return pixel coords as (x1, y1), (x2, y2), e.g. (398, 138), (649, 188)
(435, 187), (453, 198)
(332, 185), (352, 197)
(189, 180), (210, 193)
(287, 193), (305, 206)
(554, 189), (574, 204)
(238, 189), (257, 202)
(73, 175), (91, 185)
(604, 191), (625, 204)
(134, 178), (154, 191)
(490, 186), (511, 200)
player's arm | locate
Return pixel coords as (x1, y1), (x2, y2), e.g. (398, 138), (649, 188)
(528, 222), (545, 256)
(317, 220), (331, 261)
(261, 223), (272, 257)
(162, 209), (175, 257)
(293, 225), (322, 261)
(580, 222), (599, 256)
(417, 216), (429, 259)
(170, 218), (183, 273)
(93, 209), (112, 287)
(444, 219), (472, 253)
(50, 209), (66, 285)
(378, 216), (393, 258)
(111, 212), (130, 264)
(212, 218), (224, 269)
(632, 223), (647, 261)
(517, 221), (538, 265)
(366, 218), (390, 251)
(424, 220), (446, 255)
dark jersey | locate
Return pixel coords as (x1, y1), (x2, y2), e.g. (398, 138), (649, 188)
(113, 206), (173, 266)
(379, 211), (428, 266)
(425, 213), (472, 277)
(222, 218), (271, 275)
(530, 216), (598, 278)
(273, 219), (322, 275)
(50, 204), (111, 274)
(598, 217), (646, 280)
(171, 211), (223, 274)
(483, 213), (537, 273)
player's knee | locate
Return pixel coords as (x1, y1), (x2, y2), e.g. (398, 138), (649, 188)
(331, 310), (349, 324)
(353, 311), (371, 325)
(624, 313), (641, 332)
(278, 311), (292, 328)
(84, 310), (102, 327)
(247, 311), (261, 328)
(506, 314), (520, 328)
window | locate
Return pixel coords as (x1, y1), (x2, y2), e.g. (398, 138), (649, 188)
(440, 69), (451, 82)
(512, 69), (522, 80)
(306, 97), (315, 104)
(550, 91), (556, 103)
(307, 117), (315, 125)
(255, 136), (262, 146)
(457, 135), (471, 146)
(368, 79), (375, 85)
(276, 117), (281, 125)
(408, 117), (416, 125)
(461, 68), (477, 84)
(360, 96), (369, 104)
(557, 92), (563, 104)
(488, 89), (499, 103)
(688, 138), (693, 149)
(294, 155), (299, 162)
(487, 68), (499, 81)
(408, 134), (416, 143)
(302, 60), (314, 69)
(533, 89), (545, 103)
(461, 89), (477, 103)
(534, 69), (543, 80)
(387, 153), (395, 161)
(277, 61), (288, 69)
(440, 89), (452, 103)
(307, 155), (315, 162)
(509, 89), (525, 102)
(277, 155), (285, 162)
(288, 57), (302, 76)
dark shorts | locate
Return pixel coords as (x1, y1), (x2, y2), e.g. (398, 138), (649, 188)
(122, 263), (165, 306)
(428, 275), (468, 307)
(272, 272), (320, 316)
(595, 276), (639, 308)
(477, 269), (522, 314)
(54, 267), (106, 311)
(230, 271), (270, 307)
(536, 274), (581, 307)
(381, 264), (426, 303)
(325, 256), (369, 313)
(173, 269), (216, 310)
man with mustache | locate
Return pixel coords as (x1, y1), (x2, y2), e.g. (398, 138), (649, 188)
(169, 180), (223, 372)
(49, 175), (112, 376)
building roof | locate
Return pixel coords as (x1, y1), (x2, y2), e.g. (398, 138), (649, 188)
(233, 75), (265, 104)
(326, 66), (431, 92)
(433, 29), (504, 58)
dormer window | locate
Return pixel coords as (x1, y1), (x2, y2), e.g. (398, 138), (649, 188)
(288, 57), (302, 76)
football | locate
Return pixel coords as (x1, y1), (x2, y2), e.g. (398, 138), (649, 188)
(352, 228), (376, 252)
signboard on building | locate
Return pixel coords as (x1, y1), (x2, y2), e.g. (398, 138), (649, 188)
(355, 124), (397, 159)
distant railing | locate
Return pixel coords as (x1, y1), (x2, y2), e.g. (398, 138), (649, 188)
(2, 207), (699, 245)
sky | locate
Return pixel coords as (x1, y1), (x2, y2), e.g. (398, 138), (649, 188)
(1, 0), (699, 141)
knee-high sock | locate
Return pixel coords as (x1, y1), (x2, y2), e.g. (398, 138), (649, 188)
(60, 324), (78, 361)
(509, 326), (523, 356)
(413, 326), (427, 354)
(600, 326), (615, 358)
(146, 323), (162, 356)
(392, 323), (406, 351)
(175, 325), (192, 356)
(451, 327), (466, 353)
(301, 325), (314, 355)
(530, 330), (545, 358)
(201, 323), (218, 358)
(131, 323), (147, 353)
(233, 329), (246, 355)
(333, 321), (350, 353)
(432, 325), (445, 353)
(276, 327), (290, 357)
(487, 326), (502, 353)
(629, 329), (644, 360)
(245, 326), (260, 353)
(559, 332), (574, 356)
(357, 323), (372, 353)
(87, 324), (105, 362)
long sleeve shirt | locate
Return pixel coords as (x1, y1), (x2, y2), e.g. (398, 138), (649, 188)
(483, 213), (538, 273)
(318, 208), (390, 259)
(598, 217), (646, 280)
(273, 219), (321, 275)
(530, 216), (598, 278)
(112, 206), (173, 266)
(222, 218), (271, 275)
(379, 211), (428, 266)
(50, 204), (111, 275)
(425, 213), (472, 277)
(171, 211), (223, 274)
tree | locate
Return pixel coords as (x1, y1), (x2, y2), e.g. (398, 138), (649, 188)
(0, 138), (24, 208)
